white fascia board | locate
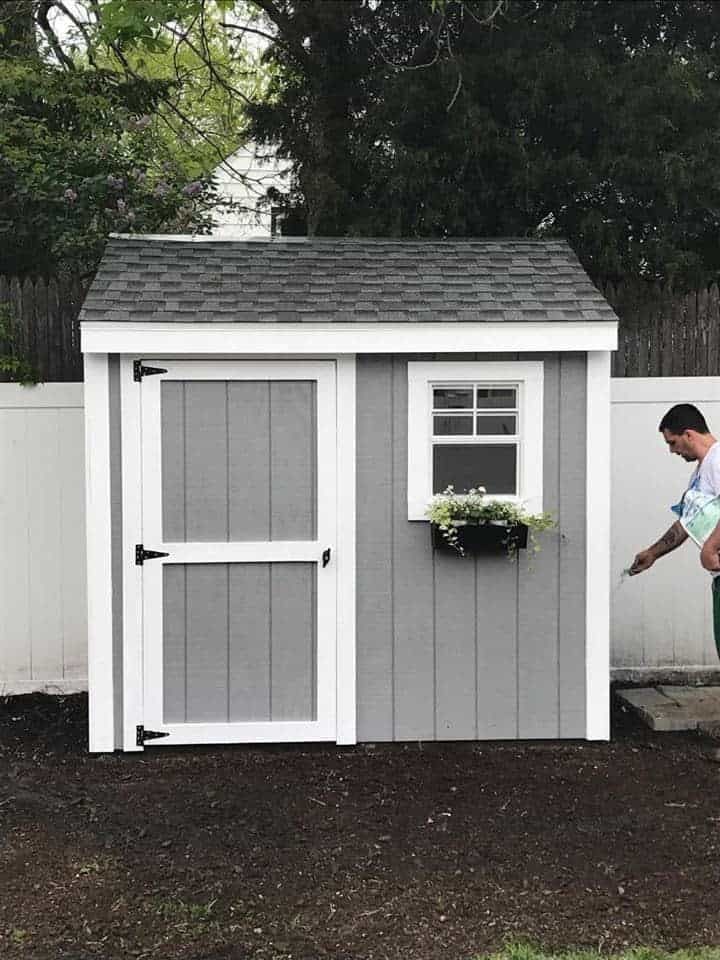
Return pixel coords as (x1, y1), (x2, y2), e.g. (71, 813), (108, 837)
(81, 320), (618, 355)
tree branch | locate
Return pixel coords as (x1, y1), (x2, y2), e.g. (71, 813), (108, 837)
(247, 0), (313, 69)
(51, 0), (99, 68)
(36, 0), (76, 70)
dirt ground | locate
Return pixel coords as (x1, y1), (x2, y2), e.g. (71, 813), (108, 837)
(2, 694), (720, 960)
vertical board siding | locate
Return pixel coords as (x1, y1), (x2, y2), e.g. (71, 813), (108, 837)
(185, 381), (229, 542)
(355, 358), (394, 739)
(0, 384), (86, 694)
(517, 355), (561, 738)
(229, 563), (271, 720)
(162, 562), (316, 723)
(356, 354), (587, 741)
(391, 356), (436, 740)
(229, 383), (271, 541)
(161, 380), (315, 542)
(270, 382), (316, 541)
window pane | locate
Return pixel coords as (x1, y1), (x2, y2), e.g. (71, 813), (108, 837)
(433, 444), (517, 495)
(476, 414), (517, 436)
(433, 386), (473, 409)
(476, 387), (517, 409)
(433, 415), (473, 436)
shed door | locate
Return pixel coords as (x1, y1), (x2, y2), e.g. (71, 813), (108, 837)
(139, 361), (337, 746)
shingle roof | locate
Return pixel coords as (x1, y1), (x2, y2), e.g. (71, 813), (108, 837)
(79, 236), (617, 324)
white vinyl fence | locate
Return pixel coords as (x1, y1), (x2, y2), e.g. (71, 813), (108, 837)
(611, 377), (720, 673)
(0, 384), (86, 695)
(2, 377), (720, 696)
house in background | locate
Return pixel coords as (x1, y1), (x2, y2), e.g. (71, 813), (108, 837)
(80, 236), (616, 753)
(210, 142), (290, 238)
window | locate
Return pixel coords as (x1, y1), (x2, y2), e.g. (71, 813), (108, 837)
(407, 361), (544, 520)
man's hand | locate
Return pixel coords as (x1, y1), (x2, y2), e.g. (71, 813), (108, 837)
(629, 549), (655, 575)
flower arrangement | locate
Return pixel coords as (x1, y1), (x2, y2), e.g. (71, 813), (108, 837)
(426, 485), (556, 558)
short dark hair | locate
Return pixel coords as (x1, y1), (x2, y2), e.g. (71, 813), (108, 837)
(659, 403), (709, 435)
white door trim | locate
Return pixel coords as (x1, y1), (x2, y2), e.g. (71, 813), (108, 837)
(120, 357), (144, 750)
(124, 358), (353, 747)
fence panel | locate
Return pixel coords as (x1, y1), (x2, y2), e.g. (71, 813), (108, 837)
(611, 377), (720, 673)
(603, 281), (720, 377)
(0, 274), (85, 383)
(0, 384), (87, 695)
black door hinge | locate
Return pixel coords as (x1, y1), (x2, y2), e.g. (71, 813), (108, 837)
(135, 544), (170, 565)
(136, 725), (169, 746)
(322, 547), (331, 568)
(133, 361), (167, 382)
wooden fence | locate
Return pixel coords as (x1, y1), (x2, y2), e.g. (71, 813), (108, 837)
(604, 281), (720, 378)
(1, 273), (720, 381)
(0, 275), (86, 382)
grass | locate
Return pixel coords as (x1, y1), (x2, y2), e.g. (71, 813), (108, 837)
(474, 948), (720, 960)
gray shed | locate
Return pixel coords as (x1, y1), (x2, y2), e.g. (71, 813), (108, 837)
(80, 236), (617, 752)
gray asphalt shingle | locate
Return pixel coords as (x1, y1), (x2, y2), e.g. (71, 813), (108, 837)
(79, 236), (617, 324)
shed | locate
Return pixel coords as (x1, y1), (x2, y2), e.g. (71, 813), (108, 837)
(81, 236), (617, 752)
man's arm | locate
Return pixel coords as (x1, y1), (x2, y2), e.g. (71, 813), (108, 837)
(701, 522), (720, 571)
(630, 520), (689, 574)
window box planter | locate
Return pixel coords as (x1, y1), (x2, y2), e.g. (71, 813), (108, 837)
(431, 520), (529, 555)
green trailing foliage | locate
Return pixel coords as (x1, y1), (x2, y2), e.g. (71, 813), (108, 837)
(426, 485), (555, 558)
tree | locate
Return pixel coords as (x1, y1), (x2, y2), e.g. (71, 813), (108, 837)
(10, 1), (720, 284)
(0, 1), (233, 275)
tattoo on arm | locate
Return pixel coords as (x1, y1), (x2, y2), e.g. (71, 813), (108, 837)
(651, 521), (689, 559)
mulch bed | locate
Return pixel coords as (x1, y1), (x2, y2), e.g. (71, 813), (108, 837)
(2, 693), (720, 960)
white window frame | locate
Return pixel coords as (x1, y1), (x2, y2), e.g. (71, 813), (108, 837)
(407, 361), (544, 521)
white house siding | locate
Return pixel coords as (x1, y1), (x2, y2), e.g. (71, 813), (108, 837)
(210, 143), (290, 238)
(0, 383), (86, 695)
(611, 377), (720, 671)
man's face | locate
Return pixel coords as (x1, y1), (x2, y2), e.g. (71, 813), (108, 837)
(662, 428), (697, 461)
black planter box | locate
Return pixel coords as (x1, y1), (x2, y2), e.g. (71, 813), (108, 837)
(431, 521), (529, 554)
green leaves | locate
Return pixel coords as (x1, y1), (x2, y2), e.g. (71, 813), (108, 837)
(0, 59), (218, 275)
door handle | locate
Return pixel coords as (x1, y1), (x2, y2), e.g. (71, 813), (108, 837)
(322, 547), (331, 568)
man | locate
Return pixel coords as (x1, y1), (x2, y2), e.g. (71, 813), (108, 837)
(631, 403), (720, 657)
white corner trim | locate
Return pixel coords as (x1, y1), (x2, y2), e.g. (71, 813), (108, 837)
(335, 356), (357, 744)
(81, 320), (618, 356)
(84, 354), (115, 752)
(586, 351), (611, 740)
(120, 358), (144, 751)
(407, 360), (544, 521)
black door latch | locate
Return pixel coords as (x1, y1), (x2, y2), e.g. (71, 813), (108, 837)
(322, 548), (331, 568)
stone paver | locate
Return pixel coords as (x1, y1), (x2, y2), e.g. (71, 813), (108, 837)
(616, 685), (720, 731)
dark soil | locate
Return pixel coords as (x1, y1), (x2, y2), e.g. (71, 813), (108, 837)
(2, 694), (720, 960)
